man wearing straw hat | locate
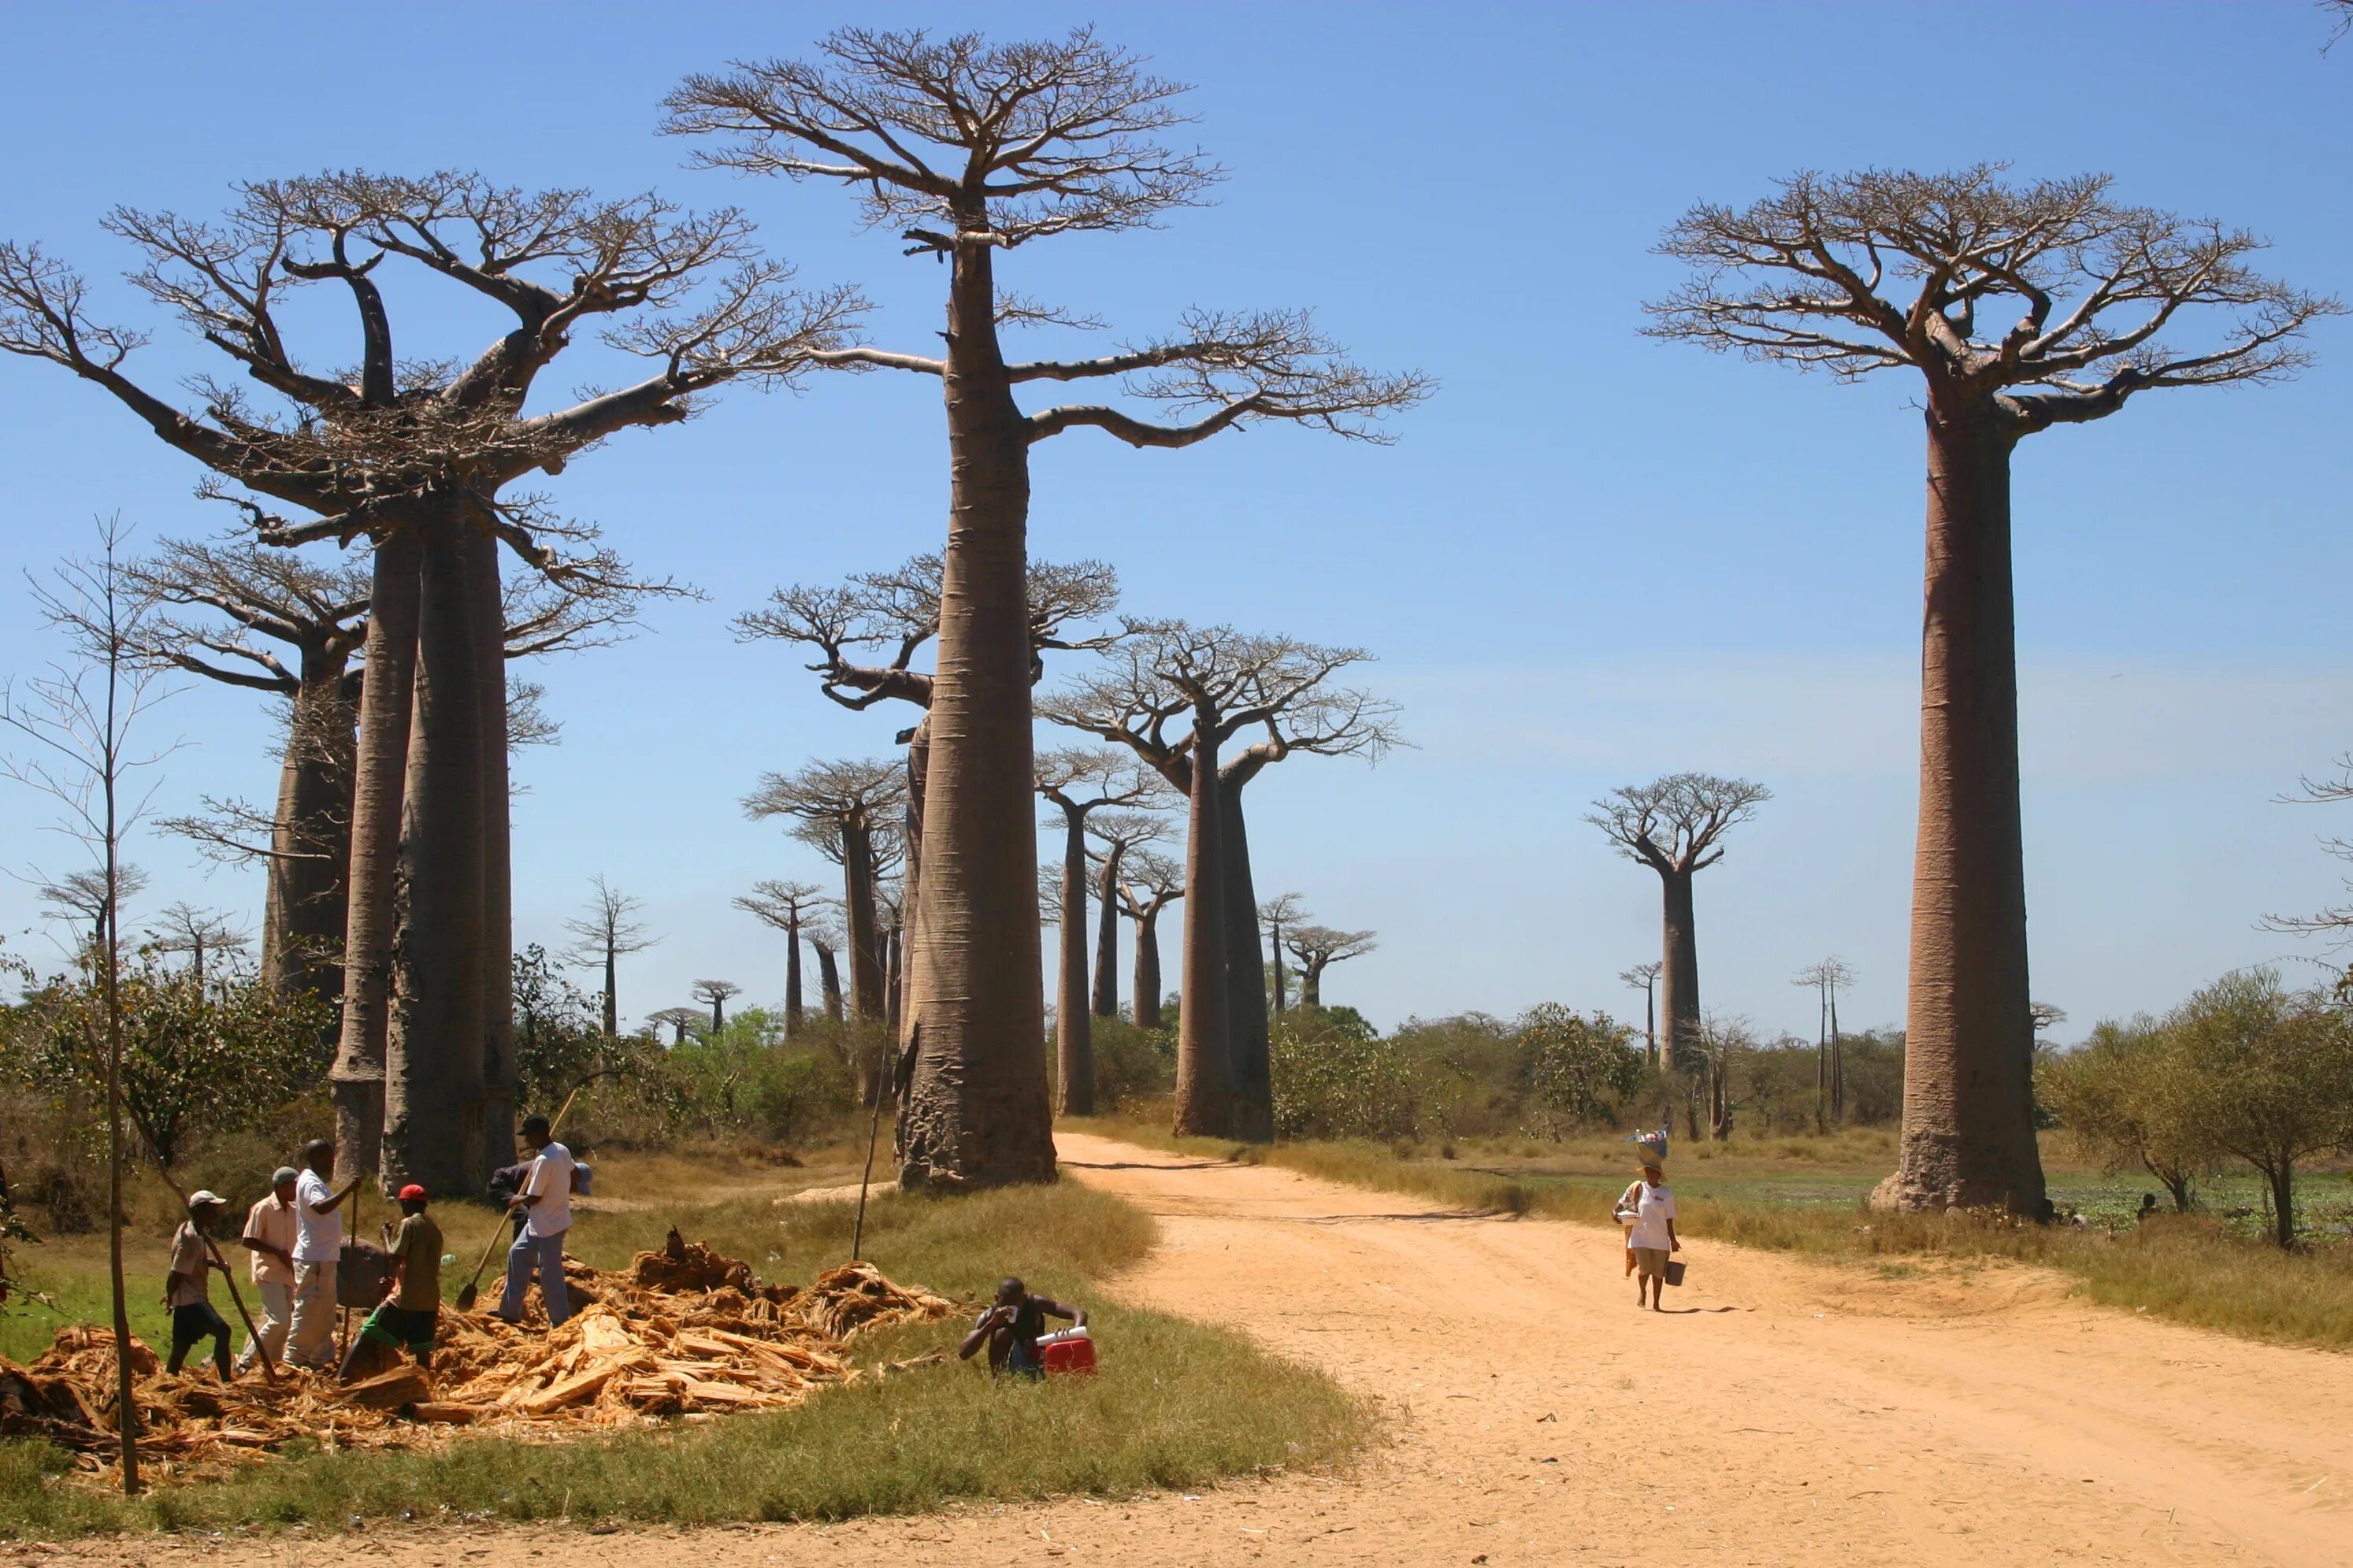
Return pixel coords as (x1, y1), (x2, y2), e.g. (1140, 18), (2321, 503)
(1623, 1150), (1680, 1310)
(232, 1166), (300, 1375)
(161, 1191), (234, 1379)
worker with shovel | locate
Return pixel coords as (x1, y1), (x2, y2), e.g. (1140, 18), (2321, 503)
(496, 1114), (577, 1329)
(161, 1192), (234, 1380)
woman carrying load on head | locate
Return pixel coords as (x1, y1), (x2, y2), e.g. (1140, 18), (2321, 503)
(1620, 1150), (1679, 1310)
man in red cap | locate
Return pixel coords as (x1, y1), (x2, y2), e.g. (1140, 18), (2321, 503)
(347, 1184), (443, 1376)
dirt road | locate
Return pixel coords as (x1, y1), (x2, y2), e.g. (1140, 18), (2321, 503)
(72, 1132), (2353, 1566)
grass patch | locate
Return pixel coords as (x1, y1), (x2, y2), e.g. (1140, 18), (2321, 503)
(1067, 1114), (2353, 1354)
(0, 1176), (1364, 1538)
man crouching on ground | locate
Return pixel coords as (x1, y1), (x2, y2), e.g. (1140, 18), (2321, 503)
(959, 1276), (1085, 1380)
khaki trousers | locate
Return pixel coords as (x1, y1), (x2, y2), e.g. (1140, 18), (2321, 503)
(287, 1260), (340, 1369)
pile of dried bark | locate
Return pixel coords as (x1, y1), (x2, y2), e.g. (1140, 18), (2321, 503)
(0, 1232), (953, 1486)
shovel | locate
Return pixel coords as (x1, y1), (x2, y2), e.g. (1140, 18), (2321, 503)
(454, 1079), (592, 1311)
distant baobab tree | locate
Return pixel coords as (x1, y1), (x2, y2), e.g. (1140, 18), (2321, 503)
(39, 863), (150, 951)
(668, 28), (1429, 1188)
(1085, 810), (1169, 1020)
(744, 758), (904, 1025)
(1035, 748), (1158, 1115)
(693, 979), (743, 1034)
(1791, 957), (1857, 1127)
(1619, 961), (1662, 1065)
(647, 1007), (703, 1047)
(1116, 850), (1186, 1032)
(804, 922), (846, 1023)
(563, 877), (660, 1038)
(736, 878), (825, 1033)
(1588, 773), (1769, 1073)
(1260, 893), (1308, 1015)
(1282, 925), (1375, 1010)
(1649, 165), (2335, 1212)
(2028, 1001), (2067, 1039)
(145, 902), (251, 990)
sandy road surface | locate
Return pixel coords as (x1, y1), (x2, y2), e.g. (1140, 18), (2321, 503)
(65, 1132), (2353, 1567)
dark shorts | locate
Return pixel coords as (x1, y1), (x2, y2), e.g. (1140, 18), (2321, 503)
(362, 1302), (440, 1351)
(1004, 1337), (1044, 1381)
(170, 1303), (228, 1348)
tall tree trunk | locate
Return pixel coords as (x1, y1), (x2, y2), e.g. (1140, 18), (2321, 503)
(785, 918), (804, 1034)
(1268, 919), (1286, 1016)
(885, 920), (902, 1033)
(1056, 811), (1093, 1116)
(815, 940), (844, 1023)
(601, 944), (618, 1038)
(1816, 985), (1828, 1133)
(1219, 783), (1272, 1142)
(893, 718), (926, 1079)
(262, 663), (355, 1000)
(1644, 981), (1657, 1066)
(331, 528), (420, 1187)
(1875, 402), (2045, 1217)
(1657, 868), (1699, 1073)
(1090, 846), (1123, 1019)
(382, 512), (488, 1198)
(1299, 958), (1323, 1010)
(2268, 1162), (2294, 1249)
(1134, 910), (1164, 1032)
(896, 231), (1054, 1189)
(471, 526), (516, 1173)
(1828, 985), (1844, 1123)
(1174, 706), (1231, 1137)
(841, 821), (885, 1021)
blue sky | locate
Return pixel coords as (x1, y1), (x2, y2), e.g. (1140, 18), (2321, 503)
(1, 2), (2347, 1042)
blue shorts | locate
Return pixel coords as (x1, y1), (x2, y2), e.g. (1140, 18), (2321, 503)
(1005, 1338), (1044, 1381)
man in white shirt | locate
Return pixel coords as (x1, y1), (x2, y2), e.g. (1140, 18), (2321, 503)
(235, 1166), (301, 1373)
(287, 1138), (362, 1369)
(497, 1113), (577, 1328)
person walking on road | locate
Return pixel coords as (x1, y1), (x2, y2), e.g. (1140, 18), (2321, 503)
(497, 1114), (577, 1329)
(287, 1138), (362, 1369)
(1623, 1155), (1679, 1311)
(233, 1166), (299, 1373)
(162, 1191), (234, 1379)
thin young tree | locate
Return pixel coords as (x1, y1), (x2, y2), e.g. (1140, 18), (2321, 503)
(693, 978), (743, 1034)
(145, 902), (250, 991)
(1259, 892), (1307, 1015)
(1086, 810), (1169, 1019)
(1283, 925), (1376, 1010)
(0, 172), (861, 1195)
(562, 877), (661, 1039)
(1035, 747), (1157, 1115)
(0, 516), (182, 1495)
(668, 28), (1428, 1187)
(1648, 165), (2336, 1213)
(1587, 774), (1770, 1073)
(1116, 849), (1186, 1032)
(733, 877), (826, 1033)
(1041, 620), (1399, 1138)
(746, 759), (906, 1024)
(1620, 961), (1662, 1066)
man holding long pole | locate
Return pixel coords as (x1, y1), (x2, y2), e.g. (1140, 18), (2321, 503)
(286, 1138), (360, 1370)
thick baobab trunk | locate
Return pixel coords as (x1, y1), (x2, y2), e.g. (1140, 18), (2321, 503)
(1219, 783), (1272, 1142)
(331, 528), (419, 1186)
(841, 821), (885, 1021)
(600, 945), (619, 1038)
(1657, 869), (1699, 1072)
(1055, 813), (1093, 1117)
(1174, 710), (1232, 1137)
(262, 662), (355, 999)
(1874, 403), (2046, 1217)
(1268, 919), (1286, 1016)
(383, 513), (488, 1198)
(896, 231), (1055, 1189)
(784, 919), (804, 1033)
(814, 940), (844, 1023)
(1091, 847), (1123, 1020)
(470, 526), (516, 1171)
(1133, 911), (1164, 1031)
(1297, 958), (1323, 1010)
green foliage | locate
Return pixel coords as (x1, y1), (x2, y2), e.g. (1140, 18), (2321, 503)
(655, 1012), (861, 1146)
(2039, 1015), (2214, 1210)
(1514, 1004), (1644, 1132)
(1089, 1014), (1176, 1110)
(1270, 1007), (1417, 1141)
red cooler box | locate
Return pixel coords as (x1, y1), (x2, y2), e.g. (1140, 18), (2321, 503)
(1037, 1326), (1096, 1377)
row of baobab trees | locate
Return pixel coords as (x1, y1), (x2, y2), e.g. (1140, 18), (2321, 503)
(2, 25), (2336, 1218)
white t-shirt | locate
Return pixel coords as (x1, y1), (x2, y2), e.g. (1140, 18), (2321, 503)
(293, 1168), (343, 1262)
(522, 1142), (576, 1239)
(1627, 1181), (1676, 1251)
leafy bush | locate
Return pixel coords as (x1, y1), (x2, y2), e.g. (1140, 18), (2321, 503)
(1271, 1008), (1417, 1141)
(1089, 1015), (1176, 1110)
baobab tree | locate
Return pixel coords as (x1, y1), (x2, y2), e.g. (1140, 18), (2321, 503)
(1259, 893), (1308, 1015)
(1282, 925), (1375, 1010)
(748, 759), (906, 1026)
(1116, 850), (1185, 1032)
(693, 979), (742, 1034)
(647, 1007), (703, 1047)
(1648, 166), (2334, 1212)
(1587, 773), (1770, 1073)
(0, 172), (860, 1195)
(1086, 810), (1169, 1020)
(39, 864), (150, 953)
(145, 903), (250, 990)
(669, 28), (1428, 1187)
(1035, 747), (1157, 1116)
(805, 922), (846, 1023)
(562, 877), (660, 1039)
(733, 877), (824, 1032)
(1044, 621), (1399, 1138)
(1791, 957), (1857, 1128)
(1620, 961), (1662, 1065)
